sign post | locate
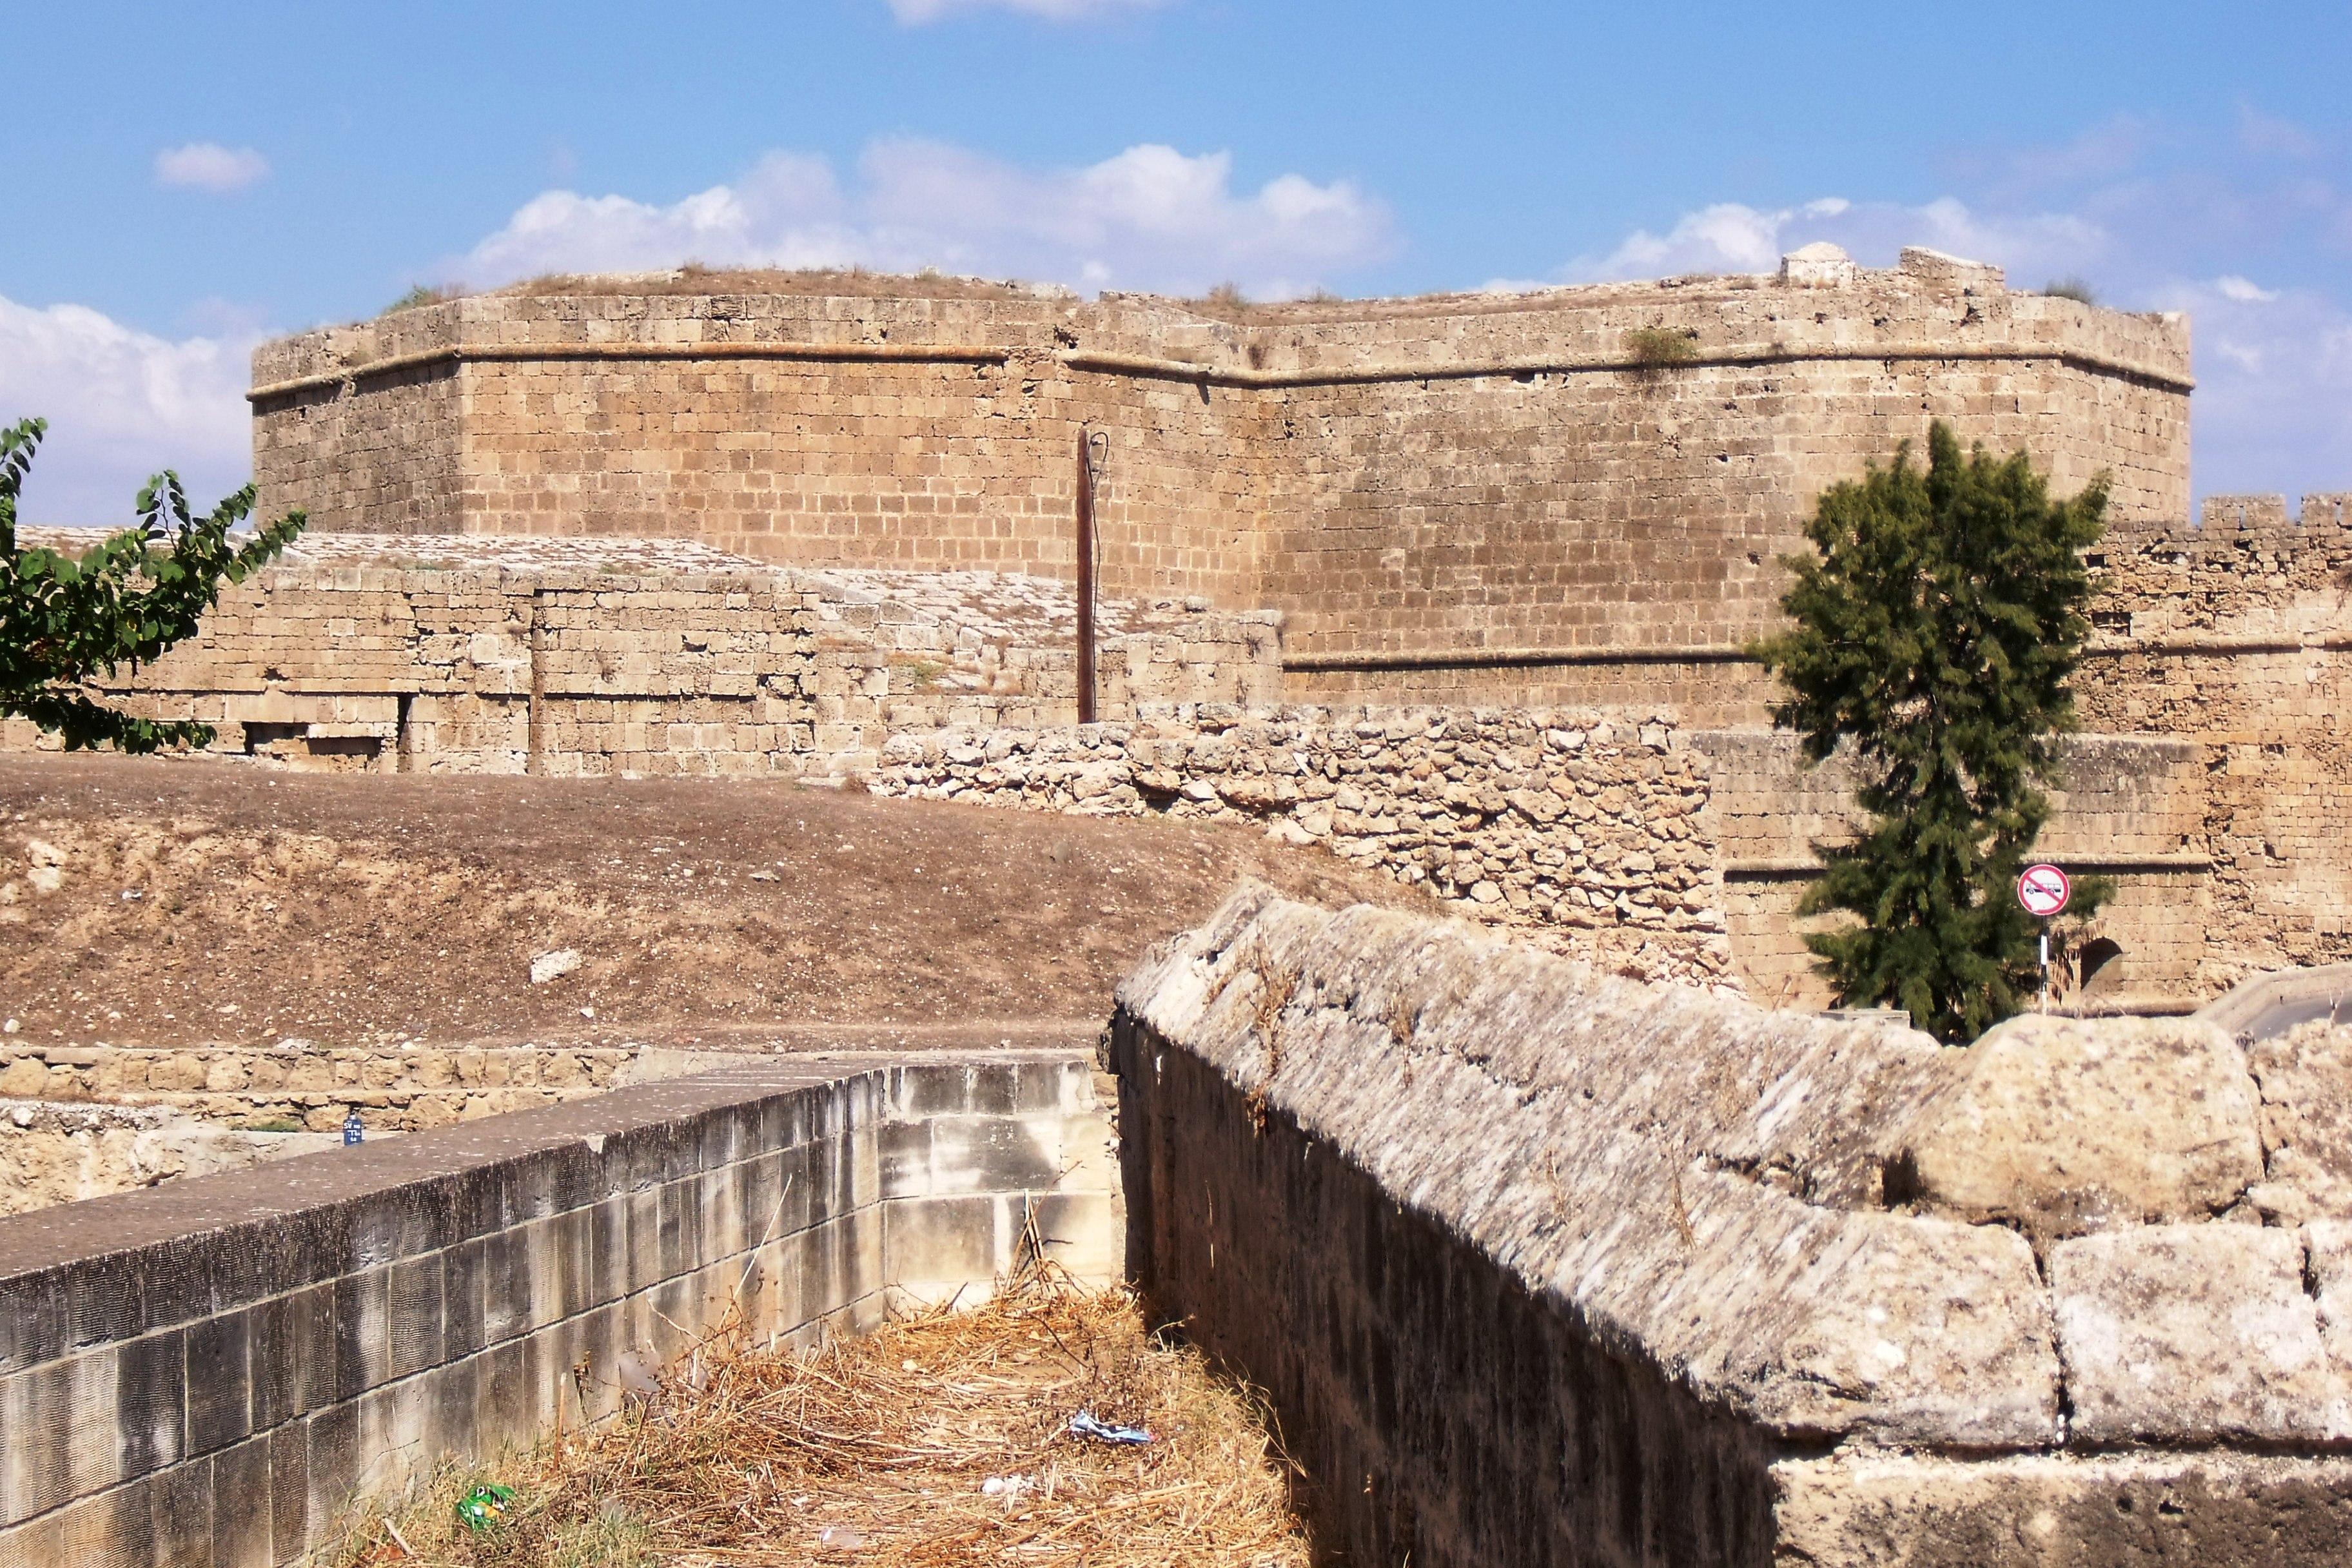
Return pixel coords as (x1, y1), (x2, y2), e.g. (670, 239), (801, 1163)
(2017, 864), (2072, 1013)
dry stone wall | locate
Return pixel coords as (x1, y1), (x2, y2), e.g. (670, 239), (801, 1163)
(1112, 889), (2352, 1566)
(872, 708), (1729, 984)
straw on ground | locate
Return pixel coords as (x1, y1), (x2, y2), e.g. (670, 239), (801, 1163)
(336, 1275), (1313, 1567)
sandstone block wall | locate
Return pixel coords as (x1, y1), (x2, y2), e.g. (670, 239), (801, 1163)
(1112, 890), (2352, 1566)
(0, 1050), (1117, 1568)
(1701, 730), (2215, 1009)
(2077, 495), (2352, 987)
(251, 253), (2189, 699)
(0, 535), (1275, 779)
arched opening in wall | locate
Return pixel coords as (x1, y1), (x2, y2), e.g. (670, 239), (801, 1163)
(2079, 938), (2126, 999)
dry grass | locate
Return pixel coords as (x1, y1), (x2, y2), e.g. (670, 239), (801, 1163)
(335, 1275), (1313, 1568)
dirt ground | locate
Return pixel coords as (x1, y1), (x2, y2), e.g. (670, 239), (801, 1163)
(0, 754), (1426, 1054)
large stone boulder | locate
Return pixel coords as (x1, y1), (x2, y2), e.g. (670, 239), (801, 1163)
(1889, 1015), (2262, 1239)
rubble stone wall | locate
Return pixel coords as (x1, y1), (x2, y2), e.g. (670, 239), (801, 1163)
(871, 709), (1732, 985)
(0, 1051), (1117, 1568)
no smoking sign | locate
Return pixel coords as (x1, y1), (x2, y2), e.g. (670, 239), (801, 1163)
(2017, 863), (2070, 919)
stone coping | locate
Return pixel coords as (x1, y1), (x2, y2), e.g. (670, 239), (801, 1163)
(0, 1048), (1090, 1373)
(1116, 887), (2352, 1453)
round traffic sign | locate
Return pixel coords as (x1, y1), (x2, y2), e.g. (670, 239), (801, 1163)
(2017, 863), (2070, 919)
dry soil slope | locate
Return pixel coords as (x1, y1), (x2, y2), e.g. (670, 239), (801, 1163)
(0, 754), (1428, 1054)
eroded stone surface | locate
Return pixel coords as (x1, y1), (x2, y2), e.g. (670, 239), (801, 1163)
(1119, 885), (2059, 1447)
(2251, 1022), (2352, 1217)
(1893, 1014), (2262, 1238)
(2051, 1224), (2352, 1445)
(1774, 1450), (2352, 1568)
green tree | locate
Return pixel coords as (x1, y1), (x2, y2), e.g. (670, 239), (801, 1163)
(1754, 422), (2110, 1043)
(1, 417), (305, 752)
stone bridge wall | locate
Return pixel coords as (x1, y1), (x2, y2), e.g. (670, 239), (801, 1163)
(0, 1050), (1116, 1568)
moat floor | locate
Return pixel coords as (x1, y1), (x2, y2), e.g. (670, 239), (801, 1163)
(0, 752), (1424, 1054)
(339, 1280), (1314, 1568)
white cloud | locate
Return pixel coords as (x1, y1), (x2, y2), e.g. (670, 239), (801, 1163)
(0, 296), (257, 526)
(2157, 279), (2352, 498)
(1565, 195), (2102, 288)
(885, 0), (1161, 21)
(457, 139), (1391, 300)
(153, 142), (270, 193)
(2215, 274), (2278, 303)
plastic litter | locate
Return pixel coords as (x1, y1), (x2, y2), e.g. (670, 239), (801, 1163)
(817, 1524), (867, 1549)
(981, 1473), (1034, 1504)
(1066, 1410), (1152, 1446)
(455, 1482), (516, 1532)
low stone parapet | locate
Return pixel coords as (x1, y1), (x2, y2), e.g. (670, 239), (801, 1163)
(1110, 888), (2352, 1565)
(0, 1049), (1117, 1567)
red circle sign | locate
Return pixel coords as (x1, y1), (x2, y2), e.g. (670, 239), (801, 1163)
(2017, 863), (2070, 918)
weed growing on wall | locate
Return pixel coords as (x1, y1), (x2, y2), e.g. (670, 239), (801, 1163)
(1754, 422), (2110, 1042)
(1624, 326), (1700, 368)
(0, 417), (305, 752)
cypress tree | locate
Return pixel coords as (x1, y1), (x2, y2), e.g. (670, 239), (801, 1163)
(2, 417), (305, 752)
(1753, 422), (2110, 1043)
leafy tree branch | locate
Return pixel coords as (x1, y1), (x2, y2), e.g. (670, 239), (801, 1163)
(1, 416), (306, 753)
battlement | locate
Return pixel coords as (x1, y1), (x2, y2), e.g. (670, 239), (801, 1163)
(251, 246), (2193, 395)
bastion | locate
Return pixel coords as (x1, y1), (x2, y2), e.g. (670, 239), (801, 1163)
(9, 248), (2344, 1004)
(249, 247), (2190, 710)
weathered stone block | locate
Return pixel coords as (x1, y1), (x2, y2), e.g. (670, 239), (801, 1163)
(1894, 1015), (2262, 1237)
(2052, 1224), (2352, 1445)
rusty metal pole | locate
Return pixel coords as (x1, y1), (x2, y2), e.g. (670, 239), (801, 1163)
(1075, 428), (1098, 725)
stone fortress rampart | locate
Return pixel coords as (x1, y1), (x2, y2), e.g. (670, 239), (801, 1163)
(248, 246), (2189, 713)
(7, 246), (2345, 1009)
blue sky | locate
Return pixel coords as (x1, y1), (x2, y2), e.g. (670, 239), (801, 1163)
(3, 0), (2346, 520)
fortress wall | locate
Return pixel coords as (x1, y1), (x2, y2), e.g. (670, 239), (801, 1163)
(2074, 495), (2352, 987)
(251, 365), (463, 538)
(1696, 730), (2214, 1010)
(250, 306), (469, 536)
(250, 259), (2190, 672)
(0, 1052), (1117, 1568)
(254, 291), (1277, 608)
(4, 526), (2332, 1007)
